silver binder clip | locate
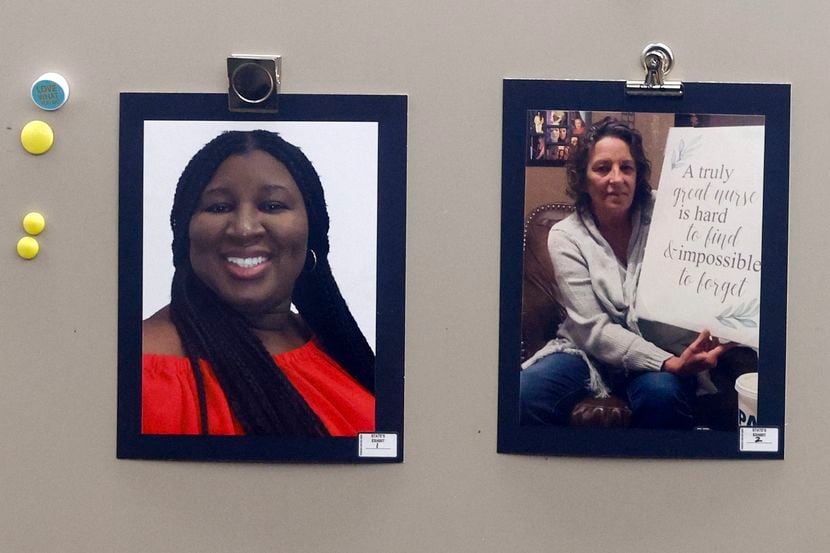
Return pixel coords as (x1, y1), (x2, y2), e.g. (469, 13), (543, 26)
(625, 43), (683, 97)
(227, 55), (281, 113)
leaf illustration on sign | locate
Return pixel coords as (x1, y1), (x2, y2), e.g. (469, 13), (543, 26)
(716, 298), (760, 329)
(671, 135), (703, 169)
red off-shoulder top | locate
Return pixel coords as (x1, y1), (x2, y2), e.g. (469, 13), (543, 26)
(142, 339), (374, 436)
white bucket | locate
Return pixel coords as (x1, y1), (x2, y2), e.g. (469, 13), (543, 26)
(735, 372), (758, 427)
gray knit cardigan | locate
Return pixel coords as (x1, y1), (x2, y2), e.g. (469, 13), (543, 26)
(522, 192), (684, 397)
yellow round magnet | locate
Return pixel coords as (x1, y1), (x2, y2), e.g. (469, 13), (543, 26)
(20, 120), (54, 155)
(23, 212), (46, 235)
(17, 236), (40, 259)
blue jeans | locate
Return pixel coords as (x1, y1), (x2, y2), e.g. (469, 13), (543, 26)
(520, 352), (696, 429)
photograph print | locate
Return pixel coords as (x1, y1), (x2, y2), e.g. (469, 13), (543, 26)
(499, 80), (789, 458)
(118, 93), (406, 462)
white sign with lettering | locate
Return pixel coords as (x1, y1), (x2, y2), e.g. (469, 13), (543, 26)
(637, 126), (765, 348)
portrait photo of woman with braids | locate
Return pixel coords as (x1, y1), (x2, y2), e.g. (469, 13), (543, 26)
(140, 129), (376, 437)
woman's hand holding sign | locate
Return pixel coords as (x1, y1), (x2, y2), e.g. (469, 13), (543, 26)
(662, 329), (733, 376)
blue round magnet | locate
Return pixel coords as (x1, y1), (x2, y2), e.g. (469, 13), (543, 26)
(31, 72), (69, 111)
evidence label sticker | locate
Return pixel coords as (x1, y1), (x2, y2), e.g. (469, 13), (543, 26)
(358, 433), (398, 458)
(739, 427), (779, 453)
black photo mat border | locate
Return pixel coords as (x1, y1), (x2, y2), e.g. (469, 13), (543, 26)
(498, 80), (789, 459)
(117, 93), (406, 462)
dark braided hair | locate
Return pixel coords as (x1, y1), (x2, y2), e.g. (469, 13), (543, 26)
(169, 130), (375, 435)
(565, 117), (652, 214)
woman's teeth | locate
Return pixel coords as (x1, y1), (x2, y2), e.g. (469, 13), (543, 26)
(227, 256), (267, 268)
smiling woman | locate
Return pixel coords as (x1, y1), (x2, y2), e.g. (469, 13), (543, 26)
(520, 118), (734, 429)
(188, 151), (309, 316)
(141, 130), (376, 437)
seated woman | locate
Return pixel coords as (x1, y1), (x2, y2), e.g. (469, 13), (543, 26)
(520, 118), (731, 429)
(142, 130), (375, 436)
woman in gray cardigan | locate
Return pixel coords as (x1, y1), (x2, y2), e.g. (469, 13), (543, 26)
(520, 118), (731, 428)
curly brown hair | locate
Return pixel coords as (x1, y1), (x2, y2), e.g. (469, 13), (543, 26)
(565, 117), (652, 213)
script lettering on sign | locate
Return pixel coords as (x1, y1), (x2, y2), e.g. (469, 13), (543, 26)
(637, 125), (764, 348)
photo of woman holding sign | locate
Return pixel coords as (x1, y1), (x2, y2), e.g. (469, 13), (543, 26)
(520, 118), (735, 429)
(141, 130), (375, 437)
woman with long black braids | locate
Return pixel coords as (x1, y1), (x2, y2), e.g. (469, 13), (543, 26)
(142, 130), (375, 436)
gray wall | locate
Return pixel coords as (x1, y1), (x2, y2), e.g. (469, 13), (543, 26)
(1, 1), (824, 552)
